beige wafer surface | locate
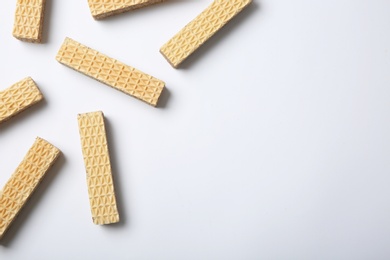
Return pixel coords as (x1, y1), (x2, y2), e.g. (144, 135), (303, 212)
(160, 0), (252, 68)
(0, 77), (43, 124)
(56, 38), (165, 107)
(0, 137), (60, 239)
(78, 111), (119, 225)
(13, 0), (46, 43)
(88, 0), (164, 19)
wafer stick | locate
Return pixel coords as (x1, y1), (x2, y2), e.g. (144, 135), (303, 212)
(0, 137), (60, 239)
(78, 111), (119, 225)
(88, 0), (165, 20)
(160, 0), (252, 68)
(13, 0), (46, 43)
(56, 38), (165, 107)
(0, 77), (43, 124)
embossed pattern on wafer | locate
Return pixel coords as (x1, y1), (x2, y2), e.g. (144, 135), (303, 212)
(56, 38), (165, 106)
(78, 111), (119, 225)
(13, 0), (46, 43)
(0, 138), (60, 239)
(88, 0), (164, 19)
(0, 77), (43, 124)
(160, 0), (252, 68)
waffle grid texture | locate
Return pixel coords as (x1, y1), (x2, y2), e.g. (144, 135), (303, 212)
(13, 0), (46, 43)
(0, 138), (60, 239)
(0, 77), (43, 124)
(56, 38), (165, 107)
(160, 0), (252, 68)
(78, 111), (119, 225)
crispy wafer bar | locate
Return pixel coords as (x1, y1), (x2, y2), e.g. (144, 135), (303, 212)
(160, 0), (252, 68)
(56, 38), (165, 107)
(0, 77), (43, 124)
(88, 0), (165, 20)
(78, 111), (119, 225)
(0, 137), (60, 239)
(13, 0), (46, 43)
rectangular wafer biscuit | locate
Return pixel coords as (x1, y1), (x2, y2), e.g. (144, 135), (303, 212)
(160, 0), (252, 68)
(0, 137), (60, 239)
(77, 111), (119, 225)
(13, 0), (46, 43)
(0, 77), (43, 124)
(56, 38), (165, 107)
(88, 0), (165, 20)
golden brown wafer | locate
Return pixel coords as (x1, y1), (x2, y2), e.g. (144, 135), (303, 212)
(160, 0), (252, 68)
(12, 0), (46, 43)
(88, 0), (165, 20)
(77, 111), (119, 225)
(0, 77), (43, 124)
(56, 38), (165, 107)
(0, 137), (60, 239)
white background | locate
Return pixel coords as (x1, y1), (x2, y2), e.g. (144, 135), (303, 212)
(1, 0), (390, 259)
